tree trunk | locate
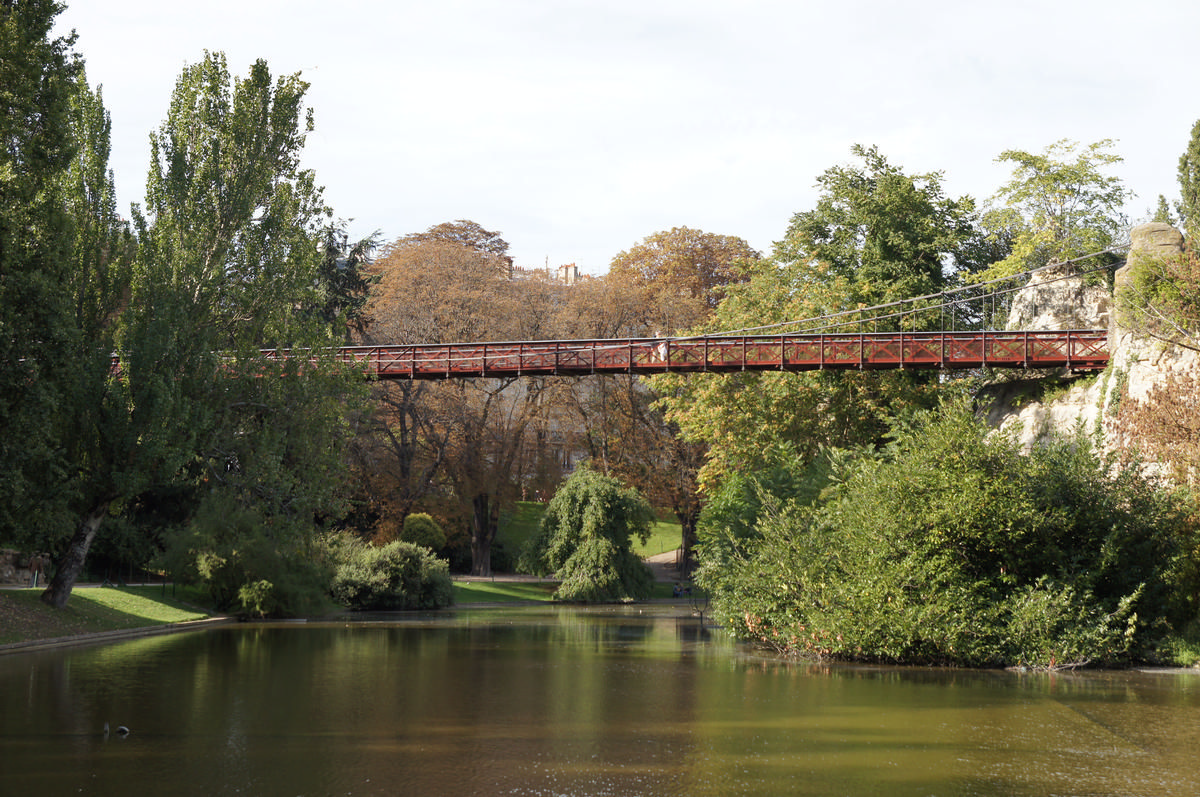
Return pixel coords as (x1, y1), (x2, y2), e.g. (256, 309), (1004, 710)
(41, 501), (109, 609)
(470, 493), (493, 577)
(677, 507), (699, 580)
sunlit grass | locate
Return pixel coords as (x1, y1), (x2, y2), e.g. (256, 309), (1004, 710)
(496, 500), (545, 557)
(452, 580), (558, 604)
(633, 516), (682, 558)
(0, 586), (209, 645)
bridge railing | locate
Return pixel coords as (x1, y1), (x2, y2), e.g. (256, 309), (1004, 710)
(328, 329), (1109, 380)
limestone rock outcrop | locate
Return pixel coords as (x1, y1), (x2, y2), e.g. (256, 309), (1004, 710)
(1004, 265), (1111, 332)
(984, 223), (1198, 456)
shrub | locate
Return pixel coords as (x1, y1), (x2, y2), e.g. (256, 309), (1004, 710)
(701, 400), (1197, 668)
(399, 513), (446, 552)
(162, 498), (334, 618)
(331, 539), (453, 610)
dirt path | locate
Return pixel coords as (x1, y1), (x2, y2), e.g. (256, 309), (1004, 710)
(644, 549), (683, 583)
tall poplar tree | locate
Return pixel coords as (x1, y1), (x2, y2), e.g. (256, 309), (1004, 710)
(0, 0), (79, 541)
(40, 51), (353, 608)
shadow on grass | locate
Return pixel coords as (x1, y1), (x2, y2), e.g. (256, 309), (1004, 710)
(0, 586), (209, 646)
(451, 581), (559, 604)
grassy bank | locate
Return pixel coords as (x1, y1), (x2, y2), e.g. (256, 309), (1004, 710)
(0, 585), (211, 646)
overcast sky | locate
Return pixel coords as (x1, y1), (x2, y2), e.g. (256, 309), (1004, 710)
(54, 0), (1200, 273)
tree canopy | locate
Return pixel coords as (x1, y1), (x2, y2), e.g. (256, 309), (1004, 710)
(0, 0), (82, 543)
(781, 144), (977, 308)
(698, 402), (1197, 667)
(1179, 120), (1200, 243)
(653, 147), (963, 488)
(608, 226), (759, 335)
(13, 46), (362, 610)
(976, 139), (1130, 281)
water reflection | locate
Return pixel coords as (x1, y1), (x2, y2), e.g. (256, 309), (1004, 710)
(1, 605), (1198, 796)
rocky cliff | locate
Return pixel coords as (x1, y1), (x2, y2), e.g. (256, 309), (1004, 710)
(982, 223), (1198, 459)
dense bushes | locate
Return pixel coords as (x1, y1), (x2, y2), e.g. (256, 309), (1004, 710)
(697, 401), (1199, 668)
(330, 539), (453, 610)
(159, 498), (335, 618)
(163, 500), (454, 615)
(519, 467), (654, 602)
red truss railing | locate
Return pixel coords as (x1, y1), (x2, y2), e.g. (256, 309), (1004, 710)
(320, 330), (1109, 381)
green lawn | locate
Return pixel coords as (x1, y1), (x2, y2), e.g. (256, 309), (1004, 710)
(634, 516), (682, 558)
(451, 580), (559, 604)
(0, 585), (210, 646)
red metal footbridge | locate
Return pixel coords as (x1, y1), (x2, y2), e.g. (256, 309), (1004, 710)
(265, 254), (1122, 381)
(310, 329), (1109, 381)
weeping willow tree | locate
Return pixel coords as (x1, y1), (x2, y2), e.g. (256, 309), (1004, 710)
(519, 467), (654, 602)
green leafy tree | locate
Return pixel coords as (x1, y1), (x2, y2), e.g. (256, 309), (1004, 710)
(34, 65), (136, 597)
(0, 9), (137, 605)
(1152, 194), (1178, 226)
(654, 247), (945, 490)
(519, 467), (654, 602)
(1179, 119), (1200, 242)
(313, 222), (380, 340)
(701, 402), (1195, 668)
(977, 139), (1130, 281)
(0, 0), (80, 542)
(40, 51), (356, 609)
(782, 144), (977, 310)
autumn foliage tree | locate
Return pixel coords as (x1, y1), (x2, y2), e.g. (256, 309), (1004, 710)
(608, 226), (759, 335)
(355, 222), (566, 575)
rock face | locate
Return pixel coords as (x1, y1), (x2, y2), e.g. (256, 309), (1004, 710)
(1004, 265), (1112, 332)
(980, 374), (1107, 452)
(984, 223), (1197, 455)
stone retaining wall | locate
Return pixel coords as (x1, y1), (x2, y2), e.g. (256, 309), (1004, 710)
(0, 549), (34, 586)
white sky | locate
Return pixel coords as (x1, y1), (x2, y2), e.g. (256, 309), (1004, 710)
(54, 0), (1200, 274)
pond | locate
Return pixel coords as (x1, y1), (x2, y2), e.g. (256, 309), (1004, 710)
(1, 604), (1198, 796)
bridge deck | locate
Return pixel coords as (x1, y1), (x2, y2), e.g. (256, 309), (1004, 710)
(322, 330), (1109, 380)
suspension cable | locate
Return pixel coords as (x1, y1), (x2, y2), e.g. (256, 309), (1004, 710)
(684, 243), (1128, 340)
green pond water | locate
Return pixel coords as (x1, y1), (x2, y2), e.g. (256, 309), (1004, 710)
(1, 604), (1198, 796)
